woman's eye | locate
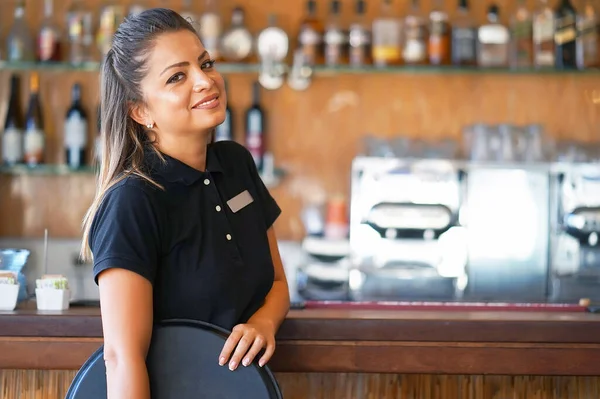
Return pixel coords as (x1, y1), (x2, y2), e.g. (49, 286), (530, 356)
(201, 59), (216, 70)
(167, 72), (184, 84)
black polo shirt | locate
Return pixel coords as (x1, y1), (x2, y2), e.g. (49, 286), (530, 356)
(89, 141), (281, 331)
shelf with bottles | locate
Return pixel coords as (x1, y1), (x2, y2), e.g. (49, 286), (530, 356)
(2, 0), (598, 88)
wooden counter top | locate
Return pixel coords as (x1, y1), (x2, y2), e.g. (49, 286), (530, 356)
(2, 304), (600, 376)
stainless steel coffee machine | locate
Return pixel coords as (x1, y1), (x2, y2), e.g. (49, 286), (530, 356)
(348, 157), (552, 302)
(348, 157), (468, 300)
(549, 163), (600, 302)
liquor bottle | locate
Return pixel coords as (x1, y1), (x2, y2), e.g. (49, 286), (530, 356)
(215, 78), (233, 142)
(477, 4), (509, 67)
(403, 0), (427, 65)
(23, 73), (45, 166)
(64, 83), (88, 169)
(2, 75), (24, 166)
(509, 0), (533, 69)
(96, 0), (125, 60)
(38, 0), (61, 62)
(245, 81), (265, 172)
(554, 0), (579, 68)
(371, 0), (402, 67)
(324, 0), (347, 66)
(348, 0), (371, 67)
(298, 0), (324, 66)
(199, 0), (222, 59)
(451, 0), (477, 66)
(428, 0), (451, 65)
(220, 7), (253, 62)
(66, 0), (93, 65)
(7, 0), (35, 62)
(576, 0), (598, 69)
(533, 0), (555, 68)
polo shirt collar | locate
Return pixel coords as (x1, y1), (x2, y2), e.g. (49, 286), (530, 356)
(144, 143), (224, 186)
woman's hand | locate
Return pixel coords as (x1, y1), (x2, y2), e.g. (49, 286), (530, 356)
(218, 320), (276, 371)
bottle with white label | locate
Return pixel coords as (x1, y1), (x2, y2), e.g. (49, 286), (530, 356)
(403, 0), (427, 65)
(64, 83), (88, 169)
(245, 81), (265, 172)
(2, 75), (24, 166)
(7, 0), (35, 62)
(199, 0), (222, 59)
(23, 72), (46, 166)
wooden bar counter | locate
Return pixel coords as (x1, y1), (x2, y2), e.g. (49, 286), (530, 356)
(1, 303), (600, 399)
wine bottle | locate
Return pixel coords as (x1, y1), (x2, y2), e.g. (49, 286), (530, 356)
(215, 78), (233, 142)
(554, 0), (578, 68)
(23, 72), (46, 166)
(2, 75), (24, 166)
(245, 81), (265, 172)
(64, 83), (88, 169)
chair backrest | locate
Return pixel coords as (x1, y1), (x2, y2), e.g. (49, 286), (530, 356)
(65, 319), (283, 399)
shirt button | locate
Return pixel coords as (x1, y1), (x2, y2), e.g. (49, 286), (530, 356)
(204, 179), (210, 185)
(226, 234), (232, 241)
(216, 205), (222, 212)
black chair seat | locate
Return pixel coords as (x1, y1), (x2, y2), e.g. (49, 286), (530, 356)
(65, 319), (283, 399)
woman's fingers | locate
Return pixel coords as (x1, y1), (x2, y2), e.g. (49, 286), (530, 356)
(241, 335), (266, 367)
(218, 327), (244, 366)
(258, 340), (276, 367)
(227, 329), (257, 370)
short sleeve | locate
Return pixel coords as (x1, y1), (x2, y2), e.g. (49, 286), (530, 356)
(89, 181), (161, 285)
(242, 148), (282, 229)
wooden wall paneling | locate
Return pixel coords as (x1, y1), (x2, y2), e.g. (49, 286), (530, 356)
(0, 174), (96, 237)
(0, 0), (599, 240)
(1, 369), (600, 399)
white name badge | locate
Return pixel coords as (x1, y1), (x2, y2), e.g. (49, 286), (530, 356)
(227, 190), (254, 213)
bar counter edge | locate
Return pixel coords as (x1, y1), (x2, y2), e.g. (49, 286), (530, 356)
(2, 304), (600, 376)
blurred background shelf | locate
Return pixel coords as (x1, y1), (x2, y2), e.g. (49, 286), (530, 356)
(0, 61), (261, 74)
(0, 164), (96, 176)
(0, 163), (286, 187)
(1, 61), (599, 76)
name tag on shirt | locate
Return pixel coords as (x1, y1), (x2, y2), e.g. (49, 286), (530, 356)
(227, 190), (254, 213)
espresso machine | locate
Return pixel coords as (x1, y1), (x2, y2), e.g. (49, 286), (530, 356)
(549, 163), (600, 302)
(348, 157), (468, 301)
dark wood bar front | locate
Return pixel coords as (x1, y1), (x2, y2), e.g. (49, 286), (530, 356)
(1, 305), (600, 398)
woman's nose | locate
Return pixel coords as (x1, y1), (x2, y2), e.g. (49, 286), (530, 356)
(192, 69), (213, 92)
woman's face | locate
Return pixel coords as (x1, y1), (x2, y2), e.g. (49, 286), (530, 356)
(136, 29), (227, 140)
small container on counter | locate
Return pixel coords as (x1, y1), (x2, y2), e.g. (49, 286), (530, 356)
(0, 271), (20, 311)
(35, 274), (71, 311)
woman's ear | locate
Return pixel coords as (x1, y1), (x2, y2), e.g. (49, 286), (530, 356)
(129, 102), (152, 128)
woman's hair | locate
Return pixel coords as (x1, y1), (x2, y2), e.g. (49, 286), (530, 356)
(80, 8), (198, 261)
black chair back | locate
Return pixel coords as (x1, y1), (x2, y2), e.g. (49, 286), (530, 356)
(65, 319), (283, 399)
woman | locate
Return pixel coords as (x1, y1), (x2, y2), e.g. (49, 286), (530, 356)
(80, 8), (290, 398)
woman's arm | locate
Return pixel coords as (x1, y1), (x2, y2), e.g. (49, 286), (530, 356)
(219, 226), (290, 370)
(99, 268), (154, 399)
(247, 226), (291, 334)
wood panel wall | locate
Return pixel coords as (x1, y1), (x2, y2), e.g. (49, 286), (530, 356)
(0, 0), (599, 240)
(2, 369), (600, 399)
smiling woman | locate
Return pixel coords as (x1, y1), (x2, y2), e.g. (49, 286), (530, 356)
(78, 8), (290, 399)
